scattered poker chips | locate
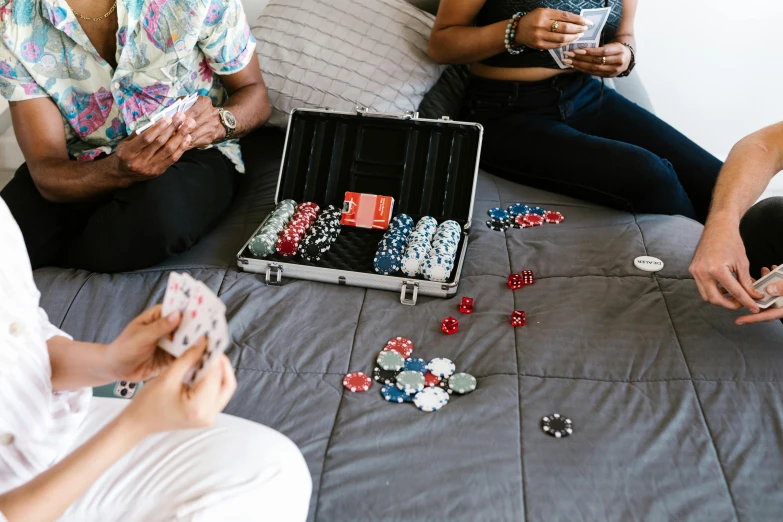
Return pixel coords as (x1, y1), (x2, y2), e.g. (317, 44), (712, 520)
(343, 372), (372, 392)
(248, 201), (297, 258)
(377, 350), (405, 371)
(486, 203), (564, 232)
(346, 336), (477, 413)
(541, 413), (573, 438)
(414, 387), (450, 412)
(447, 372), (477, 395)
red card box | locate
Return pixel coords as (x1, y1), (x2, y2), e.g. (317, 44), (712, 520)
(340, 192), (394, 230)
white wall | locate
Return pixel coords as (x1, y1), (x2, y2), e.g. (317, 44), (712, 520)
(635, 0), (783, 161)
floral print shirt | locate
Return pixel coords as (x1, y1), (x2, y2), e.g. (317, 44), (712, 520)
(0, 0), (256, 172)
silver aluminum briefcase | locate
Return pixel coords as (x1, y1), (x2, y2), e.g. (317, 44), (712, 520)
(237, 107), (483, 305)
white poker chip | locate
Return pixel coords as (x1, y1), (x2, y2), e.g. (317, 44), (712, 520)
(401, 252), (423, 277)
(413, 387), (450, 412)
(427, 357), (456, 378)
(634, 256), (664, 272)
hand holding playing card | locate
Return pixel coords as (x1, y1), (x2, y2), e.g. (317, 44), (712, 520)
(113, 113), (194, 180)
(514, 8), (590, 51)
(563, 42), (631, 77)
(123, 339), (237, 435)
(737, 265), (783, 325)
(105, 305), (181, 382)
(183, 96), (227, 149)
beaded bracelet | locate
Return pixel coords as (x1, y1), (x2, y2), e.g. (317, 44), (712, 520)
(505, 12), (527, 55)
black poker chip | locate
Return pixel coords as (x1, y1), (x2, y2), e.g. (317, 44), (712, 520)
(486, 219), (508, 231)
(373, 366), (399, 385)
(541, 413), (573, 438)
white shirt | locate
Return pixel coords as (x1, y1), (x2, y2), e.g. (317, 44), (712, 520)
(0, 199), (91, 507)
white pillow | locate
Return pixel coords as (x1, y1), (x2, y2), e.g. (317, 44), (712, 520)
(252, 0), (446, 128)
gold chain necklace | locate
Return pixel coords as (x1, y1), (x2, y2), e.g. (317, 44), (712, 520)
(71, 0), (117, 22)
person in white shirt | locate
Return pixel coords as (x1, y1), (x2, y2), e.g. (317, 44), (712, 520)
(690, 121), (783, 325)
(0, 199), (312, 522)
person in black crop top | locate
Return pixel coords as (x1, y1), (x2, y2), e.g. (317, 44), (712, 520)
(428, 1), (722, 223)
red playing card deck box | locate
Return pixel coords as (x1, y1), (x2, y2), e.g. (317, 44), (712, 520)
(237, 107), (483, 305)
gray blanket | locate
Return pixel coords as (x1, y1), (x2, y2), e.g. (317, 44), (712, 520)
(34, 129), (783, 521)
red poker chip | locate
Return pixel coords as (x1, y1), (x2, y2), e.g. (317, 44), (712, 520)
(514, 215), (529, 228)
(523, 214), (545, 227)
(383, 337), (414, 358)
(543, 210), (564, 224)
(343, 372), (372, 392)
(276, 237), (300, 256)
(297, 202), (321, 213)
(424, 372), (441, 388)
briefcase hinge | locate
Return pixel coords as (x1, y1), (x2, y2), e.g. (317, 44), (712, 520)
(265, 264), (283, 286)
(400, 281), (419, 306)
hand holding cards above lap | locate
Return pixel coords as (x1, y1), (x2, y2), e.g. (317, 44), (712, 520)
(514, 8), (590, 51)
(736, 265), (783, 325)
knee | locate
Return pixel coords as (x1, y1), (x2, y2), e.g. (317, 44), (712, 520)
(741, 197), (783, 244)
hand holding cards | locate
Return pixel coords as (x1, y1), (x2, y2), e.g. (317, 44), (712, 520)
(159, 272), (230, 387)
(136, 94), (199, 135)
(550, 7), (611, 69)
(753, 265), (783, 309)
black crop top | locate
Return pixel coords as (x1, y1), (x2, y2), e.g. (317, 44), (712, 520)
(476, 0), (623, 69)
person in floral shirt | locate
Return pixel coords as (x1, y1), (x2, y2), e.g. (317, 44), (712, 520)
(0, 0), (271, 272)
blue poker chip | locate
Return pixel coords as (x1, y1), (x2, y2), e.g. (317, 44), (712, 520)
(391, 214), (414, 229)
(488, 208), (510, 220)
(508, 203), (530, 217)
(374, 248), (403, 275)
(403, 357), (428, 374)
(528, 206), (546, 216)
(382, 384), (413, 403)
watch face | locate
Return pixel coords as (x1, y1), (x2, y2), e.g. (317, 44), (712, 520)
(223, 110), (237, 129)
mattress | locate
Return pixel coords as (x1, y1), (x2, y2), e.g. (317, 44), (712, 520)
(34, 128), (783, 521)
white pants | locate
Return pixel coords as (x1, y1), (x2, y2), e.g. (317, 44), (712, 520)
(60, 397), (312, 522)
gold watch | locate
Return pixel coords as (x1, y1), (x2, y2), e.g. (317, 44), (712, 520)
(217, 108), (237, 141)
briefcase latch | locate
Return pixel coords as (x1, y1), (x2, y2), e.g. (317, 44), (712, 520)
(400, 282), (419, 306)
(265, 264), (283, 286)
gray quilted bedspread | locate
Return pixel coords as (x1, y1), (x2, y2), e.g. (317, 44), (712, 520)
(34, 129), (783, 522)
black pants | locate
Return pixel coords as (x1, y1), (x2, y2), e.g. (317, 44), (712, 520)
(741, 197), (783, 278)
(1, 149), (239, 273)
(463, 73), (723, 223)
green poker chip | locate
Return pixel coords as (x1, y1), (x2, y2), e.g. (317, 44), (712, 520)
(395, 370), (425, 394)
(447, 372), (477, 395)
(376, 350), (405, 371)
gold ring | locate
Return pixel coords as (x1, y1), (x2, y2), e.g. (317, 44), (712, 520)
(602, 56), (606, 65)
(551, 21), (559, 33)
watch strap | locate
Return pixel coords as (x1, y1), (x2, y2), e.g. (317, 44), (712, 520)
(217, 108), (235, 141)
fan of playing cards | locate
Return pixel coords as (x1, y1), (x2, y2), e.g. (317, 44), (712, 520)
(136, 94), (199, 135)
(550, 7), (612, 69)
(158, 272), (230, 387)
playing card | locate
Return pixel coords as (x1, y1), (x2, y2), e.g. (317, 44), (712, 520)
(178, 94), (198, 113)
(183, 312), (229, 387)
(136, 100), (182, 135)
(158, 273), (199, 356)
(753, 267), (783, 309)
(549, 48), (569, 69)
(579, 7), (611, 42)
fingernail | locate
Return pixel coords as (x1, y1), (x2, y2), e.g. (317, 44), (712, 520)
(564, 52), (574, 58)
(186, 135), (192, 143)
(164, 118), (172, 126)
(574, 50), (587, 55)
(769, 284), (778, 294)
(168, 312), (179, 323)
(584, 19), (594, 26)
(563, 59), (573, 64)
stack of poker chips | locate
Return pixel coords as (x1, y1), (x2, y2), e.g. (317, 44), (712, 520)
(248, 200), (297, 258)
(373, 214), (414, 275)
(486, 203), (564, 231)
(372, 337), (477, 413)
(276, 202), (320, 257)
(400, 217), (437, 277)
(298, 205), (342, 262)
(421, 220), (462, 283)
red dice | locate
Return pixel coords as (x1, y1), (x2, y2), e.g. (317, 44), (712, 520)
(521, 270), (535, 285)
(459, 297), (474, 314)
(511, 310), (526, 327)
(441, 316), (459, 335)
(507, 274), (524, 290)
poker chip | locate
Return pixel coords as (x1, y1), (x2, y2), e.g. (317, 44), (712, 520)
(396, 370), (426, 394)
(377, 350), (405, 371)
(543, 210), (564, 224)
(514, 215), (529, 228)
(447, 372), (477, 395)
(508, 203), (530, 217)
(385, 337), (414, 357)
(413, 387), (450, 412)
(488, 207), (510, 220)
(423, 372), (441, 388)
(522, 214), (545, 227)
(486, 219), (509, 231)
(528, 206), (546, 216)
(403, 357), (428, 374)
(342, 372), (372, 393)
(541, 413), (573, 438)
(427, 358), (456, 379)
(373, 366), (398, 385)
(382, 384), (414, 403)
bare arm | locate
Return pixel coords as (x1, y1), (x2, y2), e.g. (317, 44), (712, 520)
(47, 337), (113, 392)
(10, 99), (193, 203)
(428, 0), (589, 65)
(611, 0), (637, 50)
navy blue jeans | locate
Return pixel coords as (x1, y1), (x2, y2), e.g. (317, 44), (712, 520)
(463, 73), (723, 223)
